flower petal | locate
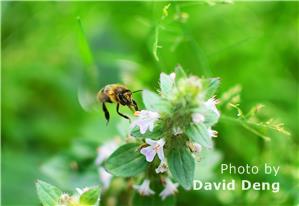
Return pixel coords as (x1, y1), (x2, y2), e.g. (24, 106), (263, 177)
(157, 147), (165, 161)
(145, 138), (157, 145)
(140, 146), (156, 162)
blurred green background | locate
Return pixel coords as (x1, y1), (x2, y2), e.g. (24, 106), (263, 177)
(2, 1), (298, 206)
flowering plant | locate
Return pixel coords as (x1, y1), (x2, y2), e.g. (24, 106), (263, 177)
(101, 66), (221, 204)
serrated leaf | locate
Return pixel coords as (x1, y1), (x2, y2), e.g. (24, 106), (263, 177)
(160, 73), (174, 96)
(104, 143), (147, 177)
(202, 78), (220, 100)
(80, 187), (100, 206)
(142, 90), (170, 113)
(167, 147), (195, 190)
(130, 125), (163, 140)
(186, 124), (213, 149)
(36, 180), (62, 206)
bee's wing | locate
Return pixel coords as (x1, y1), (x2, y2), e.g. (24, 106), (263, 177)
(77, 64), (101, 112)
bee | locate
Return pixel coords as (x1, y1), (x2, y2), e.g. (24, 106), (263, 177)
(97, 84), (141, 123)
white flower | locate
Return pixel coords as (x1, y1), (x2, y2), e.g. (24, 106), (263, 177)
(131, 110), (160, 134)
(140, 138), (165, 162)
(98, 167), (113, 190)
(208, 128), (218, 138)
(133, 179), (155, 196)
(205, 97), (220, 118)
(159, 178), (179, 200)
(172, 127), (183, 136)
(155, 161), (168, 174)
(187, 141), (202, 153)
(193, 143), (202, 153)
(169, 72), (176, 81)
(95, 139), (119, 165)
(192, 112), (205, 124)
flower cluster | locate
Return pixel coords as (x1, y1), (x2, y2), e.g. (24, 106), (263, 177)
(126, 68), (220, 199)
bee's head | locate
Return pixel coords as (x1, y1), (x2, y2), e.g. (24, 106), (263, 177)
(117, 88), (140, 111)
(123, 91), (132, 102)
(118, 90), (132, 105)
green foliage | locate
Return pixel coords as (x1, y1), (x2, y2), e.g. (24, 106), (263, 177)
(79, 187), (101, 206)
(167, 147), (195, 190)
(160, 72), (175, 96)
(36, 180), (100, 206)
(194, 105), (220, 128)
(202, 78), (220, 100)
(104, 143), (147, 177)
(36, 180), (62, 206)
(174, 65), (187, 81)
(2, 2), (298, 206)
(142, 90), (171, 113)
(186, 123), (213, 148)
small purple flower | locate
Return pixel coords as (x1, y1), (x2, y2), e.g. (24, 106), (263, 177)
(205, 97), (220, 118)
(208, 128), (218, 138)
(187, 141), (202, 153)
(155, 161), (168, 174)
(140, 138), (165, 162)
(98, 167), (113, 190)
(193, 143), (202, 153)
(131, 110), (160, 134)
(133, 179), (155, 196)
(192, 112), (205, 124)
(95, 139), (119, 165)
(159, 178), (179, 200)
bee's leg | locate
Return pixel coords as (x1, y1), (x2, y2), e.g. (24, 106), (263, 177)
(116, 103), (131, 121)
(102, 103), (110, 125)
(132, 100), (139, 111)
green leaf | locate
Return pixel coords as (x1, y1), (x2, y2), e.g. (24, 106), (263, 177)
(193, 106), (220, 127)
(142, 90), (170, 113)
(167, 147), (195, 190)
(160, 73), (174, 96)
(194, 149), (222, 181)
(203, 109), (219, 127)
(36, 180), (62, 206)
(80, 187), (100, 206)
(130, 125), (163, 140)
(104, 143), (147, 177)
(186, 123), (213, 148)
(202, 78), (220, 100)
